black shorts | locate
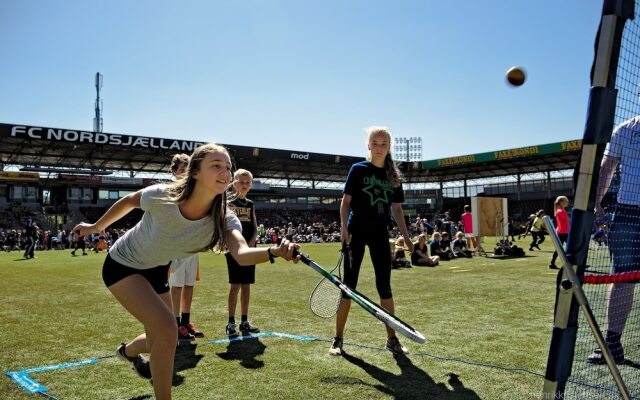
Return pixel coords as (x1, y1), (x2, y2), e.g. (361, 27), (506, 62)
(226, 252), (256, 284)
(102, 253), (170, 294)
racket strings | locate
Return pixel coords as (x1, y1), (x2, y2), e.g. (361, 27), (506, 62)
(309, 249), (345, 318)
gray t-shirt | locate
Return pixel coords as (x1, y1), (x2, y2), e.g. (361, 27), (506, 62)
(109, 184), (241, 270)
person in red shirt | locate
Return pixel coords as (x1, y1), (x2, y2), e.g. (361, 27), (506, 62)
(549, 196), (570, 269)
(461, 205), (478, 253)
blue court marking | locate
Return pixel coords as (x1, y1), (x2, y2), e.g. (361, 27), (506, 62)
(207, 330), (320, 345)
(6, 370), (48, 394)
(6, 358), (101, 395)
(5, 331), (320, 396)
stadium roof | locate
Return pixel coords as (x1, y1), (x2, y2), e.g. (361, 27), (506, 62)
(0, 122), (581, 183)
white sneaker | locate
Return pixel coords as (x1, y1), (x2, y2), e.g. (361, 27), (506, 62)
(329, 336), (343, 356)
(386, 336), (408, 355)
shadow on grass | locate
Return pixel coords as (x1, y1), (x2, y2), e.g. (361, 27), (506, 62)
(330, 352), (481, 399)
(215, 336), (266, 369)
(172, 342), (204, 386)
(126, 396), (151, 400)
(621, 359), (640, 369)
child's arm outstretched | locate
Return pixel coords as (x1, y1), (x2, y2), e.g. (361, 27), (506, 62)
(226, 229), (299, 265)
(73, 190), (142, 236)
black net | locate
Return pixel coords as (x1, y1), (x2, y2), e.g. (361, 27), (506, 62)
(564, 3), (640, 398)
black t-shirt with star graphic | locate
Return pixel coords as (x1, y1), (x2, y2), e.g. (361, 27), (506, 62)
(343, 161), (404, 228)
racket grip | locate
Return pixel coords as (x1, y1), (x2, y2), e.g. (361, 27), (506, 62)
(292, 248), (311, 264)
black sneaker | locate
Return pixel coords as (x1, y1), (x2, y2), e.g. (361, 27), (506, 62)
(587, 343), (625, 365)
(177, 326), (195, 341)
(239, 321), (260, 334)
(184, 322), (204, 338)
(386, 336), (409, 355)
(329, 336), (343, 356)
(116, 342), (152, 380)
(225, 322), (238, 336)
(548, 264), (559, 270)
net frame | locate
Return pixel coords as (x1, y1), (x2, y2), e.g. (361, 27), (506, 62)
(543, 1), (638, 398)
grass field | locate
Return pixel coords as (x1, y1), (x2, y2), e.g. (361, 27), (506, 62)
(1, 238), (561, 400)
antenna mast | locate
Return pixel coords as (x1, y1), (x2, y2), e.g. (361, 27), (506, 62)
(93, 72), (103, 132)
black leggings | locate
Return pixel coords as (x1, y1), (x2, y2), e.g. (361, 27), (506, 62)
(343, 224), (393, 299)
(550, 233), (568, 265)
(531, 231), (545, 248)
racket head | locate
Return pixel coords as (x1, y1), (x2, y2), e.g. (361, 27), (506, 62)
(308, 248), (344, 318)
(309, 278), (342, 318)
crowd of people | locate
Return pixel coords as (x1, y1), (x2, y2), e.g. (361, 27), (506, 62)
(0, 226), (127, 255)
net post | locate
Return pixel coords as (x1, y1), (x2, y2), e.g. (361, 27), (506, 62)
(542, 1), (635, 398)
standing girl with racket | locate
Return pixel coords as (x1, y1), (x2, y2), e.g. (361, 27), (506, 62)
(330, 126), (414, 356)
(73, 143), (298, 400)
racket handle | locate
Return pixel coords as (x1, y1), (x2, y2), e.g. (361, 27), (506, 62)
(292, 248), (311, 264)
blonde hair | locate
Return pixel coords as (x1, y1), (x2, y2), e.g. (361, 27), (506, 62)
(365, 126), (402, 187)
(554, 195), (569, 209)
(167, 143), (230, 252)
(234, 168), (253, 180)
(431, 232), (441, 241)
(456, 231), (465, 239)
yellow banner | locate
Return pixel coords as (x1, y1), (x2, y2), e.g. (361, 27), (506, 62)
(0, 171), (40, 182)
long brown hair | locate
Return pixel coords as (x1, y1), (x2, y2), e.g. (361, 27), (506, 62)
(167, 143), (230, 252)
(365, 126), (402, 187)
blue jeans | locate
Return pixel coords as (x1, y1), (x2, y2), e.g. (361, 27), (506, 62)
(609, 203), (640, 273)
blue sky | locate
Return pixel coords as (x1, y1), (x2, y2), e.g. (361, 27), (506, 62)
(0, 1), (601, 159)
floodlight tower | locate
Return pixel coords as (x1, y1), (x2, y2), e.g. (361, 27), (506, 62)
(395, 137), (422, 162)
(93, 72), (103, 132)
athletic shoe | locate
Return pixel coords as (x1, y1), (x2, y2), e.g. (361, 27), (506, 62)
(225, 322), (238, 336)
(386, 336), (409, 355)
(239, 321), (260, 334)
(71, 252), (76, 256)
(329, 336), (343, 356)
(587, 344), (625, 365)
(529, 247), (534, 252)
(184, 322), (204, 338)
(116, 342), (152, 380)
(548, 264), (559, 270)
(177, 325), (195, 341)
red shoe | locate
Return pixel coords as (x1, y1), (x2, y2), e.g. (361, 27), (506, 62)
(178, 325), (195, 341)
(185, 322), (204, 338)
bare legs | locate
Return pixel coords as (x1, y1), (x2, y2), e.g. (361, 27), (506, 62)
(109, 275), (177, 400)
